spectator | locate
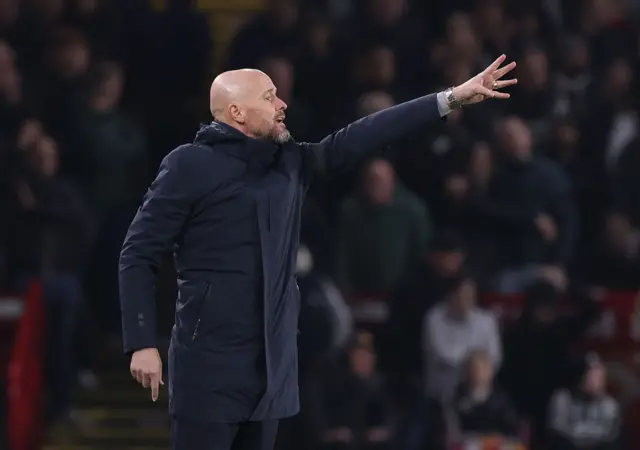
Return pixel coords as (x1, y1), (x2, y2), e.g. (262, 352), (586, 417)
(423, 275), (501, 404)
(304, 331), (393, 450)
(335, 158), (431, 294)
(581, 57), (638, 179)
(449, 349), (519, 441)
(547, 353), (622, 450)
(507, 46), (557, 141)
(382, 232), (465, 398)
(554, 35), (592, 119)
(500, 282), (603, 448)
(483, 116), (577, 293)
(34, 27), (91, 147)
(72, 60), (146, 216)
(6, 133), (93, 423)
(585, 211), (640, 289)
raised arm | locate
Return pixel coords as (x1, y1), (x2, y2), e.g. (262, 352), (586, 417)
(302, 55), (517, 176)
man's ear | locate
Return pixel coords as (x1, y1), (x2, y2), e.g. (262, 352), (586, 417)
(229, 104), (245, 124)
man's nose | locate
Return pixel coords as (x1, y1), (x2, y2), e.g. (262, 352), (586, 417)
(277, 97), (287, 111)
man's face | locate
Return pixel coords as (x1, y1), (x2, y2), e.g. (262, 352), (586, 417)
(239, 73), (290, 144)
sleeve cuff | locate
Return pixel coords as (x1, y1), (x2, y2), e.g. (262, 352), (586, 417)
(436, 91), (453, 117)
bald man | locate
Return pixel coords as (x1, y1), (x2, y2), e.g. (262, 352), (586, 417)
(119, 56), (516, 450)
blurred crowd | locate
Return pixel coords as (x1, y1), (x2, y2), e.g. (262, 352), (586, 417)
(1, 0), (640, 449)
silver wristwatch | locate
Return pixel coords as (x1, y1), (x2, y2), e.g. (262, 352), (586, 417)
(444, 87), (461, 110)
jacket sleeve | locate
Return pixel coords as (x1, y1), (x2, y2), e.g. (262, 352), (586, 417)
(119, 146), (205, 354)
(301, 93), (443, 178)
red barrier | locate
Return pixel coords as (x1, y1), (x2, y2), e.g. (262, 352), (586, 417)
(7, 281), (45, 450)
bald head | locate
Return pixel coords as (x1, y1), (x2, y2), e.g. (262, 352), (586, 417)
(209, 69), (290, 143)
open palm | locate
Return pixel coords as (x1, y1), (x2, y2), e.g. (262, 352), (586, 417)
(453, 54), (518, 105)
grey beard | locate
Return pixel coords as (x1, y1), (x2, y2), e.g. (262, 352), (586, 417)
(273, 129), (292, 144)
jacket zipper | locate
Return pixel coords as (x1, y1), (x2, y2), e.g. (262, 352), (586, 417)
(191, 283), (211, 341)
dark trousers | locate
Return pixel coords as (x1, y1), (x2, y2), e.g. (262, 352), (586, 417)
(172, 419), (279, 450)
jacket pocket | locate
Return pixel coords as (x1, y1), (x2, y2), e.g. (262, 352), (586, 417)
(191, 283), (211, 342)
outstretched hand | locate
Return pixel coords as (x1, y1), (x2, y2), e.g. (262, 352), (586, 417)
(452, 54), (517, 105)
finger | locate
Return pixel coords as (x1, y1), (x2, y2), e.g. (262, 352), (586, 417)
(492, 91), (511, 99)
(142, 373), (151, 388)
(493, 61), (517, 79)
(493, 78), (518, 89)
(151, 378), (160, 402)
(476, 86), (498, 98)
(135, 371), (145, 385)
(483, 54), (506, 74)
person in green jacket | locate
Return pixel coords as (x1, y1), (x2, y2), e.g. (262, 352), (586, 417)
(336, 157), (431, 294)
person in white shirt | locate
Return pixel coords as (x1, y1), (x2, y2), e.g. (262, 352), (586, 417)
(423, 275), (502, 403)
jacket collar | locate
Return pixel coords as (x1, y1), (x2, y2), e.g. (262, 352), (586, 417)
(193, 121), (281, 167)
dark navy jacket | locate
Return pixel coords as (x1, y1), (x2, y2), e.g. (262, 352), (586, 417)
(119, 93), (442, 423)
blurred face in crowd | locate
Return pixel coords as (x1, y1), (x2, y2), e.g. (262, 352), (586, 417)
(362, 159), (395, 205)
(468, 351), (494, 388)
(306, 18), (331, 55)
(51, 39), (90, 79)
(446, 13), (478, 59)
(563, 37), (590, 76)
(449, 279), (476, 319)
(17, 119), (44, 151)
(582, 357), (606, 395)
(366, 46), (396, 88)
(259, 57), (294, 105)
(0, 0), (18, 29)
(520, 48), (548, 90)
(555, 121), (580, 148)
(498, 116), (533, 161)
(90, 63), (124, 111)
(429, 248), (464, 278)
(604, 58), (633, 99)
(28, 136), (60, 177)
(350, 347), (376, 378)
(369, 0), (405, 26)
(266, 0), (298, 30)
(357, 91), (394, 117)
(474, 0), (504, 37)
